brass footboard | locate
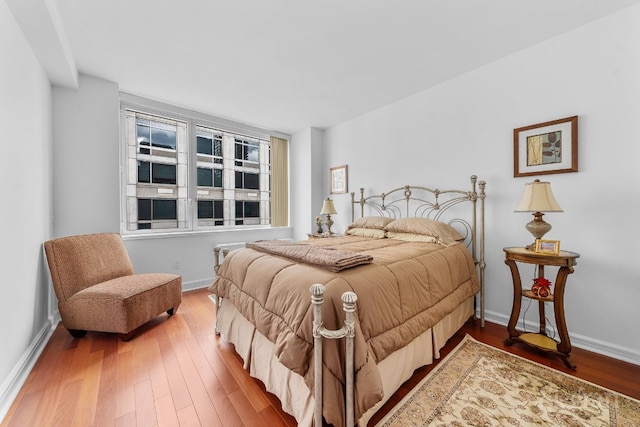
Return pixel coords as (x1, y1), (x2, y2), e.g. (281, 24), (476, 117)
(213, 246), (229, 335)
(310, 284), (357, 427)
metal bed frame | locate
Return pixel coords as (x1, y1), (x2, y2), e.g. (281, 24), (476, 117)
(214, 175), (486, 427)
(309, 175), (486, 426)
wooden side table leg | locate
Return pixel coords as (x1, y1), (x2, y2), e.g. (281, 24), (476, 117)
(504, 259), (522, 345)
(537, 265), (546, 334)
(554, 265), (576, 369)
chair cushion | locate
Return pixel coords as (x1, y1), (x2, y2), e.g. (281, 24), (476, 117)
(60, 273), (182, 333)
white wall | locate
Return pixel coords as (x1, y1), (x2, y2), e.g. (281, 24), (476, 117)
(290, 127), (326, 241)
(0, 0), (54, 417)
(322, 5), (640, 364)
(52, 74), (121, 236)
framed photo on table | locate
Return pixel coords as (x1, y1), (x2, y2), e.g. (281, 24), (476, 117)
(535, 239), (560, 255)
(514, 116), (578, 177)
(330, 165), (348, 194)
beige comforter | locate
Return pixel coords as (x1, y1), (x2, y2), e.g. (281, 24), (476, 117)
(209, 235), (480, 427)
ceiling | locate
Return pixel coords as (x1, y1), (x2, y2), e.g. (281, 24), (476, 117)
(12, 0), (640, 135)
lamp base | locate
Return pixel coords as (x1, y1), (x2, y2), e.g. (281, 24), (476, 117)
(525, 212), (551, 250)
(325, 214), (334, 235)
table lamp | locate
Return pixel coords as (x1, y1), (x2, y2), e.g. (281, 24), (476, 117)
(514, 179), (563, 250)
(320, 198), (337, 235)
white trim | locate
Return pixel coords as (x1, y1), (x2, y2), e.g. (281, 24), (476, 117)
(0, 318), (57, 423)
(182, 278), (214, 293)
(120, 226), (292, 242)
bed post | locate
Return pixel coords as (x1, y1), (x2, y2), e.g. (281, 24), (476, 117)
(469, 175), (487, 327)
(478, 179), (486, 327)
(213, 246), (229, 273)
(350, 188), (365, 223)
(310, 284), (357, 427)
(213, 246), (229, 335)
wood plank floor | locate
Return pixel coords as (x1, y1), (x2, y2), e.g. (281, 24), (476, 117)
(3, 288), (639, 426)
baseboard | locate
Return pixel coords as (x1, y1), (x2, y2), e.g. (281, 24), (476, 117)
(483, 309), (640, 366)
(182, 277), (213, 292)
(0, 318), (57, 423)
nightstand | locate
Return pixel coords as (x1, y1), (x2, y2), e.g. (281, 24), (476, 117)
(503, 247), (580, 369)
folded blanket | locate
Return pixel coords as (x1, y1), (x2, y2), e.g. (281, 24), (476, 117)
(246, 240), (373, 272)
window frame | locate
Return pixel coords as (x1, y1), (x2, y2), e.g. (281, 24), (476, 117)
(119, 93), (287, 235)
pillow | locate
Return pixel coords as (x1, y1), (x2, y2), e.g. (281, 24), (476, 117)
(384, 217), (464, 246)
(345, 227), (386, 239)
(385, 231), (439, 243)
(347, 216), (394, 230)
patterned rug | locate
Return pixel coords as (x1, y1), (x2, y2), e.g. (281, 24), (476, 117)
(376, 335), (640, 426)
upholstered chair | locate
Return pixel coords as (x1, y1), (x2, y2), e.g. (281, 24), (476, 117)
(44, 233), (182, 341)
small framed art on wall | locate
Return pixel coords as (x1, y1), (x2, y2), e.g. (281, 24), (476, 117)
(330, 165), (348, 194)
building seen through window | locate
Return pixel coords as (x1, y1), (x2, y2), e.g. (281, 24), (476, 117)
(122, 109), (272, 232)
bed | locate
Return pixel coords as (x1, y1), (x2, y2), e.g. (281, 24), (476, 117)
(208, 175), (486, 426)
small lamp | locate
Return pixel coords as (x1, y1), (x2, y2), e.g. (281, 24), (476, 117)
(514, 179), (563, 249)
(320, 198), (337, 235)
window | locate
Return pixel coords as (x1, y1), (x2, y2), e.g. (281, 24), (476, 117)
(197, 129), (223, 161)
(138, 162), (177, 184)
(234, 137), (260, 167)
(196, 126), (223, 189)
(235, 200), (260, 225)
(235, 171), (260, 190)
(123, 111), (187, 231)
(137, 199), (178, 229)
(137, 118), (177, 151)
(198, 200), (224, 226)
(121, 99), (284, 234)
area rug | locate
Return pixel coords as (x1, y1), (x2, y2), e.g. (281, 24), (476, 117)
(376, 335), (640, 426)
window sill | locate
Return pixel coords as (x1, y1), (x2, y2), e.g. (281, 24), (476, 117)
(121, 226), (293, 241)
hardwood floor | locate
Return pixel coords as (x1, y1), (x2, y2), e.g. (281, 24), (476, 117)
(3, 288), (639, 427)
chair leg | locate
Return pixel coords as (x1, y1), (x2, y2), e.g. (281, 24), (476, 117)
(119, 331), (136, 341)
(67, 329), (87, 339)
(167, 302), (181, 316)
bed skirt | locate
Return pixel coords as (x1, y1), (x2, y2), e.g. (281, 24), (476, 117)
(213, 295), (474, 426)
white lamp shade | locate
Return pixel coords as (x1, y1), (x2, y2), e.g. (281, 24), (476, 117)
(320, 198), (337, 215)
(514, 180), (563, 213)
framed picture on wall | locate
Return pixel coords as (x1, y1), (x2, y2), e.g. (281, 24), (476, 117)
(514, 116), (578, 177)
(330, 165), (348, 194)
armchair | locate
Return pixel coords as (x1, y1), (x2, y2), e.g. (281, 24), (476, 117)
(44, 233), (182, 341)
